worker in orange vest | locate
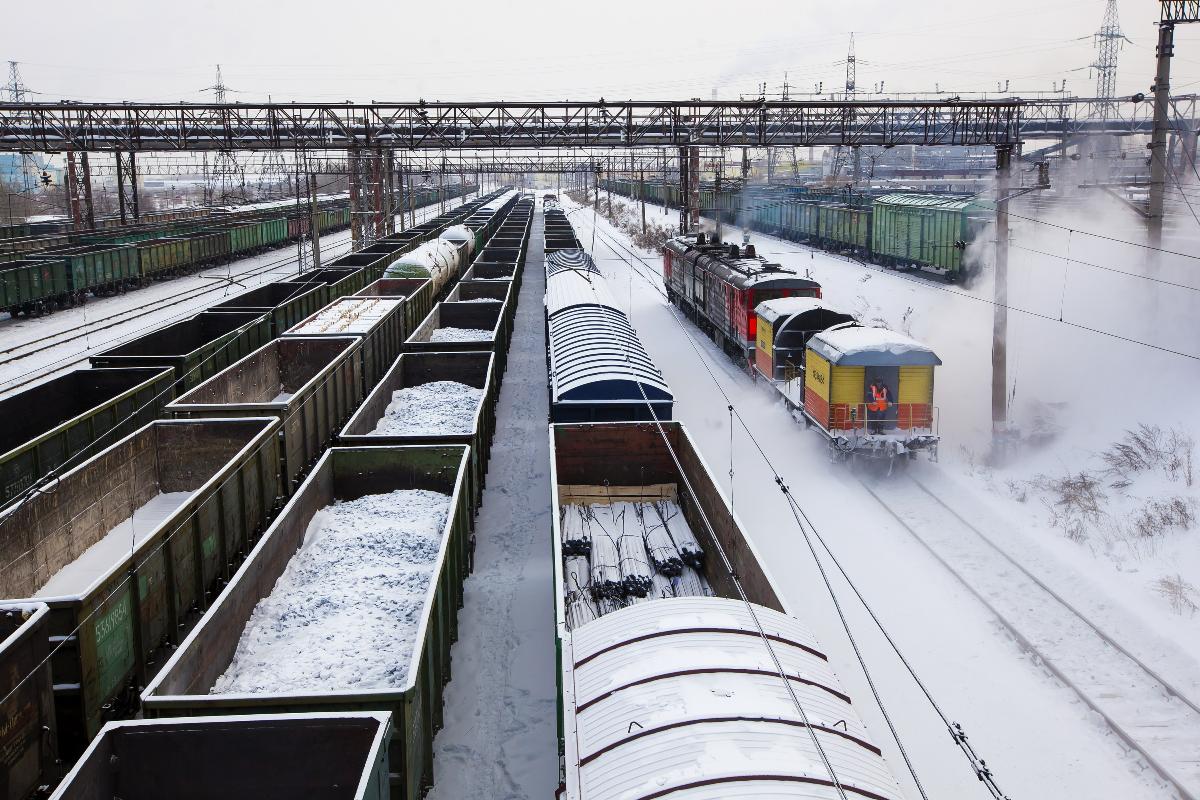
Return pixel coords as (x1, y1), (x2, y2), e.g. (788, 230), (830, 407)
(868, 381), (891, 413)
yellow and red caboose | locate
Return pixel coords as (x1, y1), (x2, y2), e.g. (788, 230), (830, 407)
(800, 325), (941, 461)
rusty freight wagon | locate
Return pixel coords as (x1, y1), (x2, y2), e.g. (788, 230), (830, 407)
(339, 352), (498, 515)
(166, 337), (364, 493)
(207, 280), (328, 338)
(0, 367), (175, 509)
(140, 445), (475, 800)
(89, 311), (272, 393)
(354, 277), (435, 344)
(549, 422), (905, 800)
(444, 279), (515, 346)
(283, 297), (406, 394)
(49, 712), (393, 800)
(0, 418), (282, 758)
(0, 603), (57, 800)
(293, 267), (371, 307)
(404, 301), (509, 371)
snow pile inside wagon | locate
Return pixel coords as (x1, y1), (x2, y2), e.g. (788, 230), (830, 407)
(371, 381), (483, 436)
(430, 327), (492, 343)
(212, 489), (450, 694)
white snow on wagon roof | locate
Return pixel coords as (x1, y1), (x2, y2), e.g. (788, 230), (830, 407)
(545, 269), (620, 317)
(808, 325), (942, 367)
(563, 597), (902, 800)
(754, 296), (836, 326)
(548, 306), (671, 404)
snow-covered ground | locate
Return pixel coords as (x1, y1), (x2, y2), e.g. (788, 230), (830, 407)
(564, 192), (1192, 799)
(0, 198), (468, 397)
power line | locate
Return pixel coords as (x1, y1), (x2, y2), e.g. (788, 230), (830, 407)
(570, 200), (1010, 798)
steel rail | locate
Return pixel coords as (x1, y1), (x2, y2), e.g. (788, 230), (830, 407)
(861, 474), (1200, 800)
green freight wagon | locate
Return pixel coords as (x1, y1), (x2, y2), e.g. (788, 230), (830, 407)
(405, 300), (509, 373)
(185, 229), (233, 267)
(0, 366), (175, 508)
(355, 277), (435, 341)
(30, 243), (140, 297)
(340, 352), (499, 515)
(327, 249), (399, 284)
(282, 297), (407, 394)
(294, 267), (371, 307)
(207, 280), (327, 338)
(48, 713), (393, 800)
(166, 337), (364, 493)
(871, 193), (984, 281)
(0, 258), (72, 316)
(140, 445), (475, 800)
(818, 204), (871, 252)
(445, 278), (516, 342)
(0, 603), (58, 800)
(137, 237), (194, 279)
(89, 311), (272, 393)
(0, 417), (283, 759)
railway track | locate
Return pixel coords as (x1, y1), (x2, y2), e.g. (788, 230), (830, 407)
(572, 198), (1200, 797)
(0, 237), (349, 367)
(862, 474), (1200, 800)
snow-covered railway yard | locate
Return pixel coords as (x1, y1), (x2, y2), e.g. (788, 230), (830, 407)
(562, 194), (1200, 799)
(4, 188), (1196, 800)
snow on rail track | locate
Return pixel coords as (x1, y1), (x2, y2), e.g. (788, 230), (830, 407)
(862, 474), (1200, 800)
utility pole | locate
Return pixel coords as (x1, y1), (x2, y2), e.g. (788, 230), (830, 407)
(1148, 2), (1200, 249)
(65, 151), (95, 230)
(115, 151), (139, 223)
(714, 157), (723, 242)
(991, 145), (1013, 440)
(308, 173), (322, 272)
(741, 147), (751, 240)
(348, 144), (364, 248)
(639, 169), (647, 234)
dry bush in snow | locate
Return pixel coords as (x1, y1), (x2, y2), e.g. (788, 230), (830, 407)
(1031, 471), (1107, 543)
(1129, 496), (1196, 539)
(1101, 425), (1195, 488)
(1154, 574), (1199, 616)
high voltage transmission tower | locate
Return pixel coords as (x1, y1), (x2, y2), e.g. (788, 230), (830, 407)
(200, 65), (247, 205)
(1091, 0), (1126, 120)
(5, 62), (38, 196)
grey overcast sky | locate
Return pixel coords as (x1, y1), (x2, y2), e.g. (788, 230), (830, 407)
(5, 0), (1200, 103)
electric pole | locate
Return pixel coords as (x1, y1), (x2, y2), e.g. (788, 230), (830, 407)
(991, 145), (1013, 442)
(1148, 3), (1200, 249)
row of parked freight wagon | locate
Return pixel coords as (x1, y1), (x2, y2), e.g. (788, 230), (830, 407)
(0, 184), (477, 317)
(538, 205), (908, 798)
(0, 189), (534, 800)
(601, 178), (989, 281)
